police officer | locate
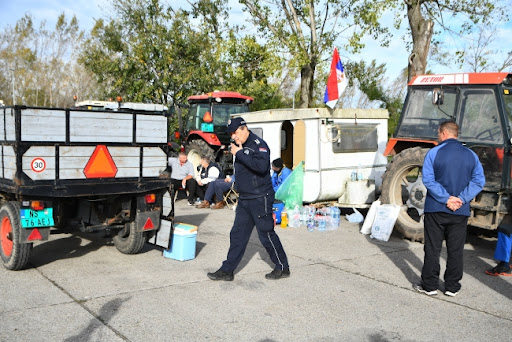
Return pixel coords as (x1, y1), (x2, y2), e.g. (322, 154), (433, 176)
(207, 117), (290, 281)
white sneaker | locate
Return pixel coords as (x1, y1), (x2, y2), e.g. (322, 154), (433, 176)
(444, 290), (460, 297)
(413, 284), (437, 296)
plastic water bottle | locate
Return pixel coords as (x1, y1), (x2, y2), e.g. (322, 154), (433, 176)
(351, 169), (357, 181)
(306, 206), (315, 232)
(330, 206), (341, 229)
(357, 164), (363, 181)
(300, 206), (308, 227)
(317, 208), (326, 232)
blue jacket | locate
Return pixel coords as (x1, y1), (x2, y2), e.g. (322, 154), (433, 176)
(271, 167), (292, 192)
(233, 131), (274, 198)
(423, 138), (485, 216)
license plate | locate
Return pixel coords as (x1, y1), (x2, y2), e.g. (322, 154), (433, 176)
(201, 123), (214, 132)
(20, 208), (55, 228)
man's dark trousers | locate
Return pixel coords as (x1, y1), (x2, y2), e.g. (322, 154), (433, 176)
(170, 178), (196, 203)
(221, 193), (288, 272)
(422, 212), (468, 293)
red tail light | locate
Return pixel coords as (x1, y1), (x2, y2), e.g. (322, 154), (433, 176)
(145, 194), (156, 204)
(31, 201), (44, 210)
(174, 132), (180, 140)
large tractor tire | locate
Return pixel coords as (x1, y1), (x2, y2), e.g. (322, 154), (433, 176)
(185, 139), (215, 170)
(381, 147), (430, 242)
(113, 222), (145, 254)
(0, 202), (32, 270)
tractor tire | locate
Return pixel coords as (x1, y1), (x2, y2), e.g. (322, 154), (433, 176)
(381, 147), (430, 242)
(0, 201), (32, 270)
(185, 139), (216, 172)
(113, 222), (146, 254)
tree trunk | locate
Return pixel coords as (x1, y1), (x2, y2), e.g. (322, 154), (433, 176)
(298, 61), (316, 108)
(407, 0), (434, 82)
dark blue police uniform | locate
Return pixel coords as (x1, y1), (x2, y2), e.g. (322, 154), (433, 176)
(220, 131), (289, 273)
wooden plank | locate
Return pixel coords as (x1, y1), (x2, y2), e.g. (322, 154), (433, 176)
(22, 146), (56, 180)
(136, 115), (167, 143)
(21, 109), (66, 142)
(108, 147), (140, 178)
(142, 147), (167, 177)
(69, 111), (133, 143)
(3, 145), (16, 180)
(59, 146), (95, 179)
(0, 109), (5, 141)
(5, 108), (15, 141)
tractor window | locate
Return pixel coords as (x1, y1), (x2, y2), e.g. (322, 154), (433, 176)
(212, 104), (249, 127)
(503, 87), (512, 135)
(459, 89), (503, 144)
(397, 88), (457, 138)
(186, 104), (210, 130)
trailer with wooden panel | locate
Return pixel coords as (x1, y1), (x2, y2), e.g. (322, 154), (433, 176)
(0, 102), (174, 270)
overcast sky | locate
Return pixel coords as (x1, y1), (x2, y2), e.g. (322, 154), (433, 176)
(1, 0), (511, 83)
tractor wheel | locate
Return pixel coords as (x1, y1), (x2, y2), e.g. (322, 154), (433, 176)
(0, 202), (32, 270)
(185, 139), (215, 172)
(113, 222), (146, 254)
(381, 147), (430, 242)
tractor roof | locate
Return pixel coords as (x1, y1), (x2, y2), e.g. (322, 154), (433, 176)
(187, 91), (253, 102)
(409, 72), (512, 86)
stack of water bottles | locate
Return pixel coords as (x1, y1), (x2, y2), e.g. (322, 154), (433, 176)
(296, 205), (340, 231)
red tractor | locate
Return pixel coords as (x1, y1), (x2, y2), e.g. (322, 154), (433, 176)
(381, 72), (512, 242)
(181, 91), (253, 173)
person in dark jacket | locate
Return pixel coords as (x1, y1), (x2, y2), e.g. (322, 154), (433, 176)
(207, 117), (289, 281)
(413, 121), (485, 297)
(193, 156), (223, 202)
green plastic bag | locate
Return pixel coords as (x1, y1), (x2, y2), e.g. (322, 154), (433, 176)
(275, 161), (304, 209)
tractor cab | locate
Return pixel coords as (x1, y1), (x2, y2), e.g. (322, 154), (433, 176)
(183, 91), (253, 173)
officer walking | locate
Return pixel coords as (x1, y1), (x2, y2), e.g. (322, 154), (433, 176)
(207, 117), (290, 281)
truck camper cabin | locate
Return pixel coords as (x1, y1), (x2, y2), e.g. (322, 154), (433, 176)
(236, 108), (389, 206)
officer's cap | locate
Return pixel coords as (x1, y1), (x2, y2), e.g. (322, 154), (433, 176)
(227, 117), (247, 133)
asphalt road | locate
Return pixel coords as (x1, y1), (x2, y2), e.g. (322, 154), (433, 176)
(0, 200), (510, 342)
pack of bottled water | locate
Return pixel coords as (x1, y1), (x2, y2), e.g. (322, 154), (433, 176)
(296, 205), (341, 231)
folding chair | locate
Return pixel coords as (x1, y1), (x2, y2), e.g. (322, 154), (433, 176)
(223, 183), (239, 209)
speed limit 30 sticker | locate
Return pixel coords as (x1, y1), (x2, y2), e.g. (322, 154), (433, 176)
(31, 158), (47, 173)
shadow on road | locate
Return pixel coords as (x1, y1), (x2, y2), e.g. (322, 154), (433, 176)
(63, 297), (129, 342)
(30, 233), (104, 268)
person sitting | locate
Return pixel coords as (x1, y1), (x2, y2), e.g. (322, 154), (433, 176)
(194, 156), (223, 202)
(168, 152), (196, 205)
(271, 158), (292, 192)
(196, 174), (235, 209)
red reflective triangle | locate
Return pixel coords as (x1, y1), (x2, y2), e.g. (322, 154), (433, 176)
(27, 228), (43, 241)
(143, 218), (154, 230)
(84, 145), (118, 178)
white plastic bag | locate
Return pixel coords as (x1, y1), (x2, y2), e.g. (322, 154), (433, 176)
(360, 199), (381, 235)
(370, 204), (400, 241)
(345, 208), (364, 223)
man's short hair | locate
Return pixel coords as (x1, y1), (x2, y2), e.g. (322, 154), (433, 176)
(440, 121), (459, 137)
(201, 156), (211, 163)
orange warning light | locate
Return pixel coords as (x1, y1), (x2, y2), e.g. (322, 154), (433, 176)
(84, 145), (118, 178)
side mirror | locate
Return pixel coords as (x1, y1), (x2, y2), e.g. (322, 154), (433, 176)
(432, 88), (444, 105)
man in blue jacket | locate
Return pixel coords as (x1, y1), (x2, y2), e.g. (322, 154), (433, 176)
(271, 158), (292, 192)
(207, 117), (289, 281)
(414, 121), (485, 297)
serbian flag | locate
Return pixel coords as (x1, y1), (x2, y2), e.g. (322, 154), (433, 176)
(324, 48), (348, 109)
